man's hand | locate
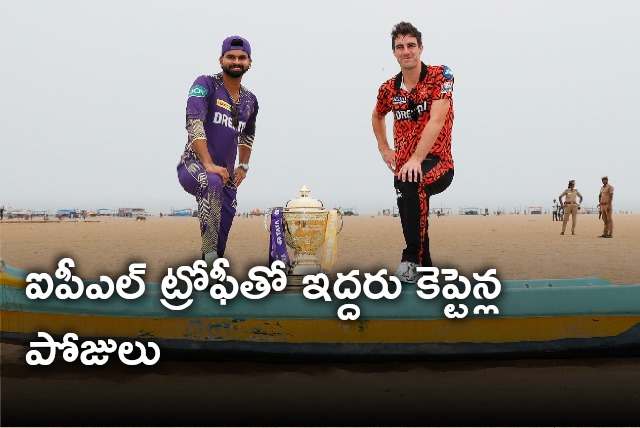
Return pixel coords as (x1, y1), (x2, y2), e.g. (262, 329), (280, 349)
(205, 164), (230, 185)
(398, 158), (422, 182)
(379, 146), (396, 172)
(233, 167), (247, 187)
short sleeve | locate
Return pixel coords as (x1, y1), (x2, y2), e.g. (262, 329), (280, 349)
(243, 95), (259, 137)
(186, 76), (212, 122)
(430, 65), (454, 101)
(374, 81), (393, 116)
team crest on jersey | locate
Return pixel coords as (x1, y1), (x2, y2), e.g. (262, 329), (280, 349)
(188, 85), (208, 97)
(442, 66), (453, 79)
(392, 95), (407, 104)
(441, 81), (453, 94)
(216, 99), (232, 111)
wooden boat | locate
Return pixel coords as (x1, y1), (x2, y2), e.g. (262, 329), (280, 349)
(2, 261), (640, 358)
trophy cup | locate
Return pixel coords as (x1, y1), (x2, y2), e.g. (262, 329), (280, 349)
(265, 186), (342, 282)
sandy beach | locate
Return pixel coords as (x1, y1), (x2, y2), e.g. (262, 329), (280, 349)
(1, 214), (640, 426)
(1, 213), (639, 283)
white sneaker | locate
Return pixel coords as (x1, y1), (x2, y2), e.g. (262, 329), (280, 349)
(394, 261), (419, 284)
(204, 251), (218, 270)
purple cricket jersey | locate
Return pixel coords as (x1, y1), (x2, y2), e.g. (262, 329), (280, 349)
(184, 73), (258, 175)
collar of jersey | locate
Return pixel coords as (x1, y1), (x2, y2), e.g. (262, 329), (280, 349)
(394, 62), (428, 91)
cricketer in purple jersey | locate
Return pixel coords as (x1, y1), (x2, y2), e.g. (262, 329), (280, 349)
(177, 36), (258, 262)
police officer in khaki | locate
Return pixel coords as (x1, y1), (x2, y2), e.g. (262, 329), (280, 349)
(558, 180), (583, 235)
(598, 175), (614, 238)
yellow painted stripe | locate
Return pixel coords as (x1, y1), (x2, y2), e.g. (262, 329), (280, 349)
(2, 311), (639, 344)
(0, 272), (27, 288)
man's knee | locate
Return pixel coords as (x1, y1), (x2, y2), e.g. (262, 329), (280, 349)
(422, 168), (454, 196)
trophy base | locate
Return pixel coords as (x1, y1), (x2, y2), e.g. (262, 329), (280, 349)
(286, 275), (306, 287)
(290, 263), (322, 276)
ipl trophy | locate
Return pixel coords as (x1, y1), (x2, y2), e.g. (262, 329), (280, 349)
(266, 186), (342, 281)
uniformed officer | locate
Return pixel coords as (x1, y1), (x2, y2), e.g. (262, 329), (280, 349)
(598, 175), (614, 238)
(558, 180), (583, 235)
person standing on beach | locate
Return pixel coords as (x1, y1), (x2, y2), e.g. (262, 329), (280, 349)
(598, 175), (614, 238)
(0, 204), (4, 221)
(177, 36), (258, 264)
(372, 22), (455, 283)
(555, 201), (563, 222)
(558, 180), (583, 235)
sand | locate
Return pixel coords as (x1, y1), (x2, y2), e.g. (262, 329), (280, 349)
(1, 214), (640, 426)
(1, 213), (638, 283)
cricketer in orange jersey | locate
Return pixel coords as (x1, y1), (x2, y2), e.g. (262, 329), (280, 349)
(372, 21), (454, 283)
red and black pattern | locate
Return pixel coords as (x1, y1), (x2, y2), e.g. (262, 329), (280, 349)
(379, 63), (455, 266)
(375, 62), (454, 177)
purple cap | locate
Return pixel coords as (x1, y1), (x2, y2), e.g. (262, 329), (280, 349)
(221, 36), (251, 57)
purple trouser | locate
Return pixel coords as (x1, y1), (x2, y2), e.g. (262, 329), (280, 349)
(177, 160), (237, 257)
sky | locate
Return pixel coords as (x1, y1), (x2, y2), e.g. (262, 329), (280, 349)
(1, 0), (639, 215)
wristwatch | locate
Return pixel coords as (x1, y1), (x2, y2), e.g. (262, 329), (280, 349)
(238, 163), (250, 172)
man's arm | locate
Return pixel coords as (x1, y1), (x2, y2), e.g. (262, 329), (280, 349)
(397, 98), (450, 182)
(372, 110), (395, 172)
(233, 144), (251, 187)
(577, 190), (584, 204)
(192, 139), (230, 184)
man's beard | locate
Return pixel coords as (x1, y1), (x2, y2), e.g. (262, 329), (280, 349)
(222, 64), (248, 78)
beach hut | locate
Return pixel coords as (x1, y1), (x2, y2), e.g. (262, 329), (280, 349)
(459, 207), (481, 215)
(430, 207), (452, 216)
(132, 208), (146, 217)
(55, 209), (79, 219)
(171, 208), (192, 217)
(8, 209), (30, 220)
(341, 207), (357, 216)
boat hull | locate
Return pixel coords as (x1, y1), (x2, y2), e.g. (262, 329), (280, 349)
(2, 265), (640, 357)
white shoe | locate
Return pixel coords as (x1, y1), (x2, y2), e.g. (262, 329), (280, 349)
(204, 251), (218, 270)
(394, 261), (419, 284)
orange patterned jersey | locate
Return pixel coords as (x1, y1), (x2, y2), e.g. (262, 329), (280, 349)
(375, 63), (454, 175)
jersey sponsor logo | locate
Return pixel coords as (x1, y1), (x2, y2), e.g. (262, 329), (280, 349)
(213, 111), (246, 132)
(395, 109), (413, 120)
(394, 100), (428, 121)
(441, 81), (453, 94)
(442, 66), (453, 79)
(392, 95), (407, 104)
(216, 99), (232, 111)
(188, 85), (208, 97)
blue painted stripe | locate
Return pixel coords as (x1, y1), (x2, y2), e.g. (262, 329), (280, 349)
(3, 282), (640, 320)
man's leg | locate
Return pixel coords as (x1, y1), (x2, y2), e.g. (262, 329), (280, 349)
(570, 206), (577, 234)
(217, 185), (238, 257)
(608, 210), (613, 236)
(394, 178), (421, 265)
(177, 161), (224, 257)
(417, 186), (432, 267)
(602, 210), (609, 235)
(604, 208), (613, 236)
(418, 160), (454, 267)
